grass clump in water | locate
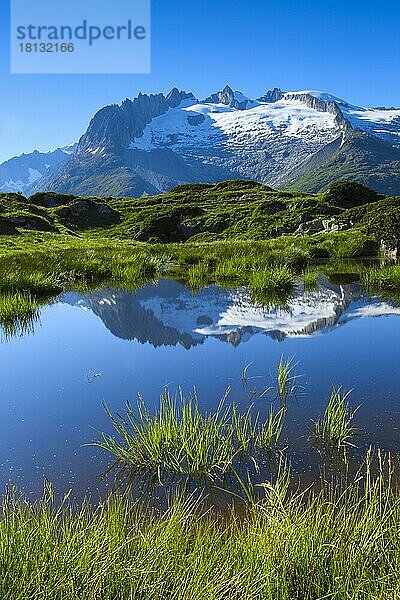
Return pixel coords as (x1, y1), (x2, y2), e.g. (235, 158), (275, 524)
(255, 406), (286, 451)
(0, 291), (40, 338)
(314, 387), (359, 453)
(250, 265), (295, 295)
(0, 247), (174, 299)
(113, 254), (171, 288)
(214, 257), (245, 281)
(276, 356), (303, 403)
(94, 389), (284, 487)
(362, 264), (400, 291)
(0, 269), (62, 296)
(186, 262), (211, 289)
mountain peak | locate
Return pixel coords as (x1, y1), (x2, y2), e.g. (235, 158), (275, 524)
(166, 87), (196, 108)
(222, 84), (234, 95)
(257, 88), (284, 103)
(203, 85), (252, 109)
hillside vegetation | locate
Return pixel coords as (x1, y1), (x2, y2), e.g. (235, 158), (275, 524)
(0, 180), (399, 258)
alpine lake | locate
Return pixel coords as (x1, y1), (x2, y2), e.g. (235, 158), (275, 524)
(1, 262), (400, 501)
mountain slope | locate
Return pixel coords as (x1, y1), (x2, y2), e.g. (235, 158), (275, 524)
(290, 130), (400, 195)
(0, 180), (392, 260)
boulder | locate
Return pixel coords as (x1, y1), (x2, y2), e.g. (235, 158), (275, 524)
(178, 221), (204, 239)
(380, 237), (399, 259)
(296, 219), (325, 234)
(54, 199), (120, 228)
(7, 214), (56, 232)
(295, 218), (344, 235)
(0, 217), (19, 235)
(322, 218), (341, 233)
(135, 213), (181, 242)
(206, 216), (228, 234)
(269, 225), (294, 238)
(136, 213), (228, 243)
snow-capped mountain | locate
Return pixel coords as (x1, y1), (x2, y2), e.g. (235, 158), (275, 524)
(3, 86), (400, 197)
(0, 145), (76, 194)
(61, 277), (400, 348)
(284, 90), (400, 148)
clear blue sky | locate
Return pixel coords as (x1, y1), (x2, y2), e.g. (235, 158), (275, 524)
(1, 0), (400, 163)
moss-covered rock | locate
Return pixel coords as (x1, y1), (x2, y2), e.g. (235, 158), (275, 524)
(0, 217), (19, 235)
(322, 181), (381, 209)
(7, 214), (57, 232)
(54, 199), (121, 229)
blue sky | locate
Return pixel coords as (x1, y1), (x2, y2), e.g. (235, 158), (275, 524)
(1, 0), (400, 163)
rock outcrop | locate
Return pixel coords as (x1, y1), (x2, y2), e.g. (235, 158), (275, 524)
(284, 92), (352, 133)
(257, 88), (284, 103)
(54, 199), (121, 228)
(203, 85), (251, 109)
(77, 89), (197, 154)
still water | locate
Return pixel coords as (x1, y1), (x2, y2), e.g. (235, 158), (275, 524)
(1, 276), (400, 499)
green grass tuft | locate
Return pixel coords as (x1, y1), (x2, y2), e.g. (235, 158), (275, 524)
(250, 265), (296, 295)
(362, 264), (400, 290)
(314, 387), (359, 452)
(94, 390), (284, 487)
(0, 291), (40, 338)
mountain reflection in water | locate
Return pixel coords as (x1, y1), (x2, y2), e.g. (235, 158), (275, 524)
(61, 277), (400, 348)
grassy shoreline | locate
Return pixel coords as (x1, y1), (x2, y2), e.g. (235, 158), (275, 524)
(0, 235), (393, 291)
(1, 451), (399, 599)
